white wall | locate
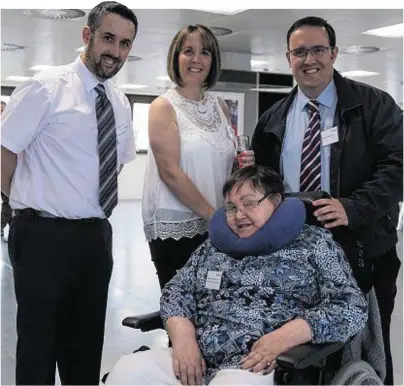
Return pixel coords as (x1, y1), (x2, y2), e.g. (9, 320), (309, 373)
(118, 154), (147, 200)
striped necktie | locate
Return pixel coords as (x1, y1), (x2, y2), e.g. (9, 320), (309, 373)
(300, 100), (321, 192)
(95, 84), (118, 218)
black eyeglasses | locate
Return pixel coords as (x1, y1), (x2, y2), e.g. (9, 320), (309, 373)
(224, 192), (273, 217)
(288, 45), (333, 58)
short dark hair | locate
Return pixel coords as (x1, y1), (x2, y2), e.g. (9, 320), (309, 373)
(167, 24), (221, 89)
(286, 16), (336, 49)
(1, 101), (6, 107)
(87, 1), (138, 39)
(223, 166), (285, 201)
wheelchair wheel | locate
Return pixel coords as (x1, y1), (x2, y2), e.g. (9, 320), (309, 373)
(329, 360), (384, 385)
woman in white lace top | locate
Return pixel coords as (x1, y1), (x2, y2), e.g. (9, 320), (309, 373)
(142, 24), (254, 289)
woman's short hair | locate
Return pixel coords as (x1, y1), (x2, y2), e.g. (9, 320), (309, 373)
(223, 166), (285, 200)
(167, 24), (221, 89)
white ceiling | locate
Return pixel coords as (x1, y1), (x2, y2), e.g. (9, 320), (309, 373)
(1, 8), (403, 104)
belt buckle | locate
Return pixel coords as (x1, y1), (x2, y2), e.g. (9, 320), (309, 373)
(83, 217), (98, 223)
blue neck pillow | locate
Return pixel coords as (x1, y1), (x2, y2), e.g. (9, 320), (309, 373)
(208, 198), (306, 259)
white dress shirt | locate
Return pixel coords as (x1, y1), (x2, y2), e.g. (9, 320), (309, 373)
(1, 56), (135, 219)
(281, 80), (338, 193)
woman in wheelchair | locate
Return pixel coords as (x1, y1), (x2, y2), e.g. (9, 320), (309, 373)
(107, 166), (367, 385)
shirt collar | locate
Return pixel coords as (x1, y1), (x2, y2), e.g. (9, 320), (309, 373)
(73, 55), (108, 93)
(297, 79), (337, 111)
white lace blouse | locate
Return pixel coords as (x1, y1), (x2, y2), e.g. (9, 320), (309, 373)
(142, 88), (236, 241)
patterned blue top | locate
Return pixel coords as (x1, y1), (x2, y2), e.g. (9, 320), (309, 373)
(160, 225), (367, 380)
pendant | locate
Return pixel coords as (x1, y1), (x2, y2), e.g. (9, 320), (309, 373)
(197, 103), (207, 114)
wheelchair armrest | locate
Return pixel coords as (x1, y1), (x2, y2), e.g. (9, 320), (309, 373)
(285, 191), (331, 203)
(276, 342), (345, 370)
(122, 311), (164, 332)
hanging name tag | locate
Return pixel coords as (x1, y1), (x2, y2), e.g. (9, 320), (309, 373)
(321, 126), (339, 146)
(205, 271), (222, 290)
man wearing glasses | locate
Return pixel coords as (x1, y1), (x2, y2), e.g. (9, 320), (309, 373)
(251, 16), (402, 385)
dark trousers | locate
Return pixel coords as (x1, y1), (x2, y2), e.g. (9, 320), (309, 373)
(149, 233), (208, 290)
(8, 215), (113, 385)
(1, 192), (12, 233)
(372, 248), (401, 385)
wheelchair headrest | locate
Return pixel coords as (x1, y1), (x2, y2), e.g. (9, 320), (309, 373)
(284, 191), (331, 227)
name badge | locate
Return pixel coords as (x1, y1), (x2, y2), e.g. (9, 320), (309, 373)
(321, 126), (339, 146)
(205, 271), (222, 290)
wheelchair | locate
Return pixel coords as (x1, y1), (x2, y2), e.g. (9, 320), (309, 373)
(105, 191), (385, 385)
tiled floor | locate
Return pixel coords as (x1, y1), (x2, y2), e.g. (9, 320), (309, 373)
(1, 200), (403, 385)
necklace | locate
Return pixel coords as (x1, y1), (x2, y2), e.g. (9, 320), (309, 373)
(197, 103), (207, 114)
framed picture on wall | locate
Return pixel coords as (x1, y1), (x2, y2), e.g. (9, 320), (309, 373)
(211, 91), (245, 136)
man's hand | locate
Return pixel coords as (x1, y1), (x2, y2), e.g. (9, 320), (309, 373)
(313, 198), (349, 229)
(172, 339), (206, 385)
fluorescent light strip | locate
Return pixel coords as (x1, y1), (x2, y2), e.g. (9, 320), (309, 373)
(341, 71), (379, 78)
(76, 46), (85, 53)
(29, 65), (56, 71)
(363, 23), (404, 38)
(251, 60), (268, 67)
(190, 8), (247, 15)
(119, 84), (148, 89)
(6, 75), (31, 82)
(156, 76), (170, 81)
(250, 87), (293, 93)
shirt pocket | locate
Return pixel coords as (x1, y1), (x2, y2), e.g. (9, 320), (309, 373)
(49, 104), (95, 140)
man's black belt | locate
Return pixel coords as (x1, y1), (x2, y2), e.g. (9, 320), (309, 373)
(13, 208), (102, 223)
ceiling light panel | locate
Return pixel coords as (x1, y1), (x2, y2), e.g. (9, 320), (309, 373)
(6, 75), (31, 82)
(363, 23), (404, 38)
(341, 71), (380, 78)
(189, 8), (247, 15)
(29, 65), (56, 71)
(119, 84), (148, 89)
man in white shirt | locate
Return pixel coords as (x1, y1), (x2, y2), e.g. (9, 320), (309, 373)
(1, 2), (138, 384)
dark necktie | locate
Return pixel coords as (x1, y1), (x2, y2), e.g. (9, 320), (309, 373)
(95, 84), (118, 217)
(300, 100), (321, 192)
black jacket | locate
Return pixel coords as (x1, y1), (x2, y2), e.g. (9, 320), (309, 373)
(252, 70), (403, 259)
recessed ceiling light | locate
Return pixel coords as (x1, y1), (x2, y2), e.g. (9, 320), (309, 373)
(119, 84), (148, 89)
(190, 9), (247, 15)
(6, 75), (31, 82)
(210, 26), (233, 37)
(341, 71), (380, 78)
(363, 23), (404, 38)
(22, 9), (86, 20)
(340, 45), (380, 55)
(2, 43), (25, 52)
(29, 65), (56, 71)
(156, 76), (171, 81)
(127, 55), (143, 62)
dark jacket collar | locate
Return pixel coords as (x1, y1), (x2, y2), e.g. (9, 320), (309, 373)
(332, 70), (362, 112)
(262, 70), (363, 139)
(270, 69), (363, 121)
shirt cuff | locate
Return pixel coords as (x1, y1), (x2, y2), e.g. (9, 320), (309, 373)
(1, 137), (24, 154)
